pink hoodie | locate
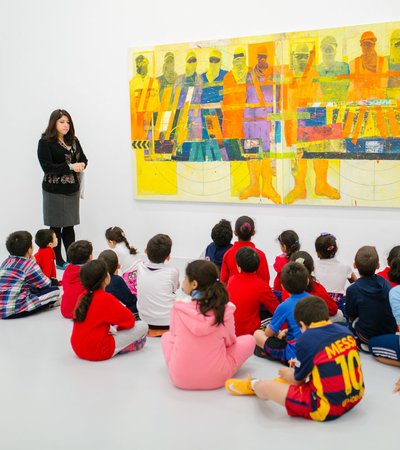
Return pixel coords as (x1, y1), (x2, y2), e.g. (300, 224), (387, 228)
(161, 300), (255, 390)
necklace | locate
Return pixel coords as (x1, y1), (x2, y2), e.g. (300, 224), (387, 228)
(58, 139), (72, 151)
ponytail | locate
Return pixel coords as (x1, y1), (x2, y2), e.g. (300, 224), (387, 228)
(290, 251), (315, 292)
(278, 230), (300, 258)
(105, 226), (137, 255)
(74, 260), (108, 322)
(186, 260), (229, 326)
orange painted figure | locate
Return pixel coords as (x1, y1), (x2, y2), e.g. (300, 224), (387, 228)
(222, 47), (248, 138)
(349, 31), (388, 101)
(283, 43), (340, 204)
(129, 55), (159, 140)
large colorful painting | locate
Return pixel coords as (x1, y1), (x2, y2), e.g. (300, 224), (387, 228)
(128, 21), (400, 207)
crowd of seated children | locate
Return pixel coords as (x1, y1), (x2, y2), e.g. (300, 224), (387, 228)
(226, 296), (365, 422)
(136, 234), (179, 337)
(0, 231), (60, 319)
(161, 260), (255, 390)
(227, 247), (279, 336)
(61, 240), (93, 319)
(203, 219), (233, 270)
(273, 230), (300, 301)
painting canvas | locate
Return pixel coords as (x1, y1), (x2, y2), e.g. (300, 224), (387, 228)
(128, 21), (400, 207)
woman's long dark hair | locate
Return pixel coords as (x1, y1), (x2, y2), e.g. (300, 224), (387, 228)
(186, 260), (228, 325)
(42, 109), (76, 145)
(290, 251), (315, 292)
(105, 226), (137, 255)
(74, 260), (108, 322)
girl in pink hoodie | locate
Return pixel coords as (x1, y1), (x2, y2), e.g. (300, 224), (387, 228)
(161, 260), (256, 390)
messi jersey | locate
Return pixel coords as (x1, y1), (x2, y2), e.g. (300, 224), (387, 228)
(291, 322), (364, 421)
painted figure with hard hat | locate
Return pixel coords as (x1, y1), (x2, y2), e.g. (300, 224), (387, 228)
(387, 29), (400, 99)
(240, 44), (281, 203)
(349, 31), (388, 100)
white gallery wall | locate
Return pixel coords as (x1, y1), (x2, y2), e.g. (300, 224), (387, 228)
(1, 0), (400, 267)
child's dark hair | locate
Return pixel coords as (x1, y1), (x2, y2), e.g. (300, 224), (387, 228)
(387, 246), (400, 283)
(146, 234), (172, 264)
(294, 296), (329, 326)
(211, 219), (233, 248)
(315, 233), (338, 259)
(234, 216), (255, 241)
(281, 262), (309, 295)
(98, 249), (118, 275)
(186, 260), (228, 325)
(6, 231), (32, 257)
(355, 246), (379, 277)
(290, 251), (315, 292)
(105, 226), (137, 255)
(35, 229), (55, 249)
(67, 240), (93, 265)
(278, 230), (300, 258)
(235, 247), (260, 273)
(74, 260), (108, 322)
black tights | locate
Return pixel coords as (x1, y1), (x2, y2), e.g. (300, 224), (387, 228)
(51, 226), (75, 265)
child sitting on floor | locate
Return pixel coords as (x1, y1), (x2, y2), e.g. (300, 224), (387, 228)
(98, 249), (138, 317)
(273, 230), (300, 300)
(70, 260), (148, 361)
(204, 219), (233, 270)
(34, 229), (59, 284)
(220, 216), (269, 285)
(136, 234), (179, 337)
(0, 231), (60, 319)
(227, 247), (279, 335)
(314, 233), (357, 313)
(105, 226), (142, 295)
(226, 296), (364, 422)
(281, 251), (344, 322)
(253, 262), (309, 364)
(61, 240), (93, 319)
(161, 260), (255, 390)
(345, 246), (396, 351)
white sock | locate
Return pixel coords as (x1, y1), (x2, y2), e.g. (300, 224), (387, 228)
(251, 379), (260, 390)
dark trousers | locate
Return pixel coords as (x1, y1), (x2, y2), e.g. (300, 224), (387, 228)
(51, 226), (75, 265)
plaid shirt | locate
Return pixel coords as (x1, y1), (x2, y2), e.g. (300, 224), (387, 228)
(0, 256), (50, 318)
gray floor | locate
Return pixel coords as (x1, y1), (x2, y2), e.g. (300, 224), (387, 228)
(0, 307), (398, 450)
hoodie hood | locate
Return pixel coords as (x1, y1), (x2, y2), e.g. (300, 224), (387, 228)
(173, 300), (235, 337)
(357, 275), (391, 298)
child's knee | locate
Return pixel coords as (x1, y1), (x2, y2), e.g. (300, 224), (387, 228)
(254, 329), (267, 347)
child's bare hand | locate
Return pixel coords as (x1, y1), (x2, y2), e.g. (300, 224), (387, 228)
(393, 379), (400, 394)
(277, 329), (288, 340)
(278, 367), (293, 382)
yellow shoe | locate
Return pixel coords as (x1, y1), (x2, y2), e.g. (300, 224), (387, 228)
(225, 377), (255, 396)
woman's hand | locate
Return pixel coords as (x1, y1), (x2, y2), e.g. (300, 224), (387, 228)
(71, 162), (85, 172)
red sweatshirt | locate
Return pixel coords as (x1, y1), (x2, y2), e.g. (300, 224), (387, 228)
(377, 267), (398, 287)
(282, 280), (338, 316)
(34, 247), (56, 279)
(273, 254), (289, 292)
(71, 289), (135, 361)
(220, 241), (270, 285)
(227, 272), (279, 336)
(61, 264), (85, 319)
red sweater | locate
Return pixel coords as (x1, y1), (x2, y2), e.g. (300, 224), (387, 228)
(273, 254), (289, 292)
(377, 267), (398, 287)
(71, 289), (135, 361)
(61, 264), (85, 319)
(227, 272), (279, 336)
(282, 280), (338, 316)
(220, 241), (270, 285)
(34, 247), (56, 279)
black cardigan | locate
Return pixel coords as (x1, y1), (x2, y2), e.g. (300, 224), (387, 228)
(37, 138), (88, 195)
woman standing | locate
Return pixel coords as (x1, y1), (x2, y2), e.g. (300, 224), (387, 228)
(38, 109), (88, 269)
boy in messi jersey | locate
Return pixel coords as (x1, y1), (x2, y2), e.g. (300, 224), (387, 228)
(226, 296), (365, 421)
